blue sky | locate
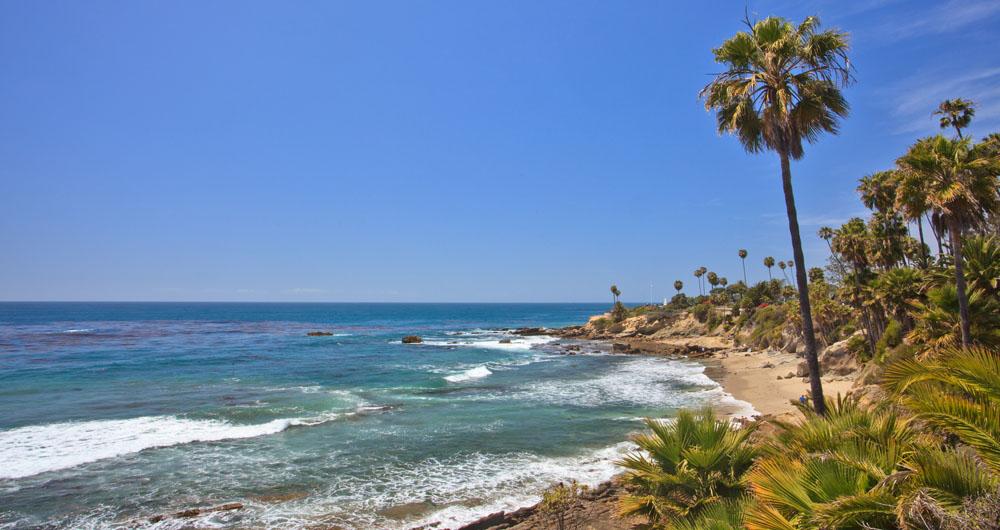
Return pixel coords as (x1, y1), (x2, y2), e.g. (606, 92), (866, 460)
(2, 0), (998, 302)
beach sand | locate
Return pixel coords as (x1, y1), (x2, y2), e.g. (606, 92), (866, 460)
(708, 347), (856, 419)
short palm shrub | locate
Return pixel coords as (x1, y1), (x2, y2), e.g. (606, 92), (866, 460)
(746, 394), (998, 529)
(882, 345), (1000, 473)
(618, 408), (758, 526)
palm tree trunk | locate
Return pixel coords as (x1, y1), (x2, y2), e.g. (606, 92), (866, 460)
(741, 260), (747, 285)
(928, 213), (943, 257)
(779, 152), (827, 415)
(949, 219), (972, 347)
(916, 216), (927, 267)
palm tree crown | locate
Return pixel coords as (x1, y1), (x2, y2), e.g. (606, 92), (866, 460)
(700, 16), (851, 160)
(933, 98), (976, 139)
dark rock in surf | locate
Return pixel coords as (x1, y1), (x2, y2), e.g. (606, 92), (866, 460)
(402, 335), (423, 344)
(512, 327), (548, 336)
(307, 331), (334, 336)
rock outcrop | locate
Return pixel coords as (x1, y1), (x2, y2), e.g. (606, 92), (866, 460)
(796, 336), (859, 377)
(402, 336), (423, 344)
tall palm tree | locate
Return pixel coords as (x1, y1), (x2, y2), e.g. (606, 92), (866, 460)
(673, 280), (684, 295)
(933, 98), (976, 139)
(896, 168), (931, 266)
(763, 256), (775, 280)
(778, 260), (788, 283)
(701, 15), (851, 415)
(694, 269), (705, 296)
(720, 277), (728, 288)
(738, 249), (748, 284)
(898, 136), (1000, 346)
(610, 284), (621, 305)
(707, 271), (720, 292)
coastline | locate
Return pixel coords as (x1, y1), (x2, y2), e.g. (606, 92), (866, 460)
(446, 313), (862, 529)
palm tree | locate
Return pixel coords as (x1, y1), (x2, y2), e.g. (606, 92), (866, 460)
(707, 271), (720, 292)
(694, 269), (705, 296)
(610, 284), (621, 305)
(618, 408), (758, 525)
(701, 15), (851, 415)
(898, 136), (1000, 346)
(763, 256), (775, 280)
(673, 280), (684, 295)
(933, 98), (976, 139)
(720, 277), (728, 288)
(778, 260), (788, 283)
(738, 249), (748, 284)
(896, 168), (931, 266)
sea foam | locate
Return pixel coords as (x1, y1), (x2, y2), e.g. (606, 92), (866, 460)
(0, 413), (343, 479)
(444, 365), (493, 383)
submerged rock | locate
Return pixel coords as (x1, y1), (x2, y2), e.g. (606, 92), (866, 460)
(148, 502), (243, 524)
(498, 338), (512, 344)
(402, 335), (423, 344)
(512, 327), (548, 336)
(307, 331), (334, 336)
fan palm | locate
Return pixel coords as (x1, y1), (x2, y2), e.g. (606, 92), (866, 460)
(707, 271), (720, 292)
(746, 394), (998, 529)
(764, 256), (775, 280)
(674, 280), (684, 295)
(897, 135), (1000, 346)
(701, 15), (852, 415)
(933, 98), (976, 139)
(610, 284), (621, 304)
(739, 249), (749, 284)
(896, 169), (932, 266)
(694, 269), (705, 296)
(618, 408), (759, 525)
(907, 284), (1000, 351)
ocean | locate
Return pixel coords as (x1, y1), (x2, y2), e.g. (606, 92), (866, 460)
(0, 303), (751, 529)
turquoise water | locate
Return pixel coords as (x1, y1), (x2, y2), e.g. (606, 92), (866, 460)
(0, 303), (749, 529)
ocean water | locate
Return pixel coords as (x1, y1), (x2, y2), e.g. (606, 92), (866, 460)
(0, 303), (752, 529)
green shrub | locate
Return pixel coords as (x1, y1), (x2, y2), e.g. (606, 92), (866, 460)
(747, 304), (789, 349)
(540, 480), (586, 530)
(847, 333), (870, 362)
(691, 303), (711, 323)
(611, 301), (628, 322)
(875, 320), (904, 361)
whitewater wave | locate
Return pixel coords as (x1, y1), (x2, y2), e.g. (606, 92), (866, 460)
(475, 356), (757, 416)
(443, 365), (493, 383)
(235, 441), (636, 530)
(421, 333), (557, 352)
(0, 407), (379, 480)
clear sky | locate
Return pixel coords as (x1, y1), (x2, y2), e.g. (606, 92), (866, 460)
(2, 0), (998, 302)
